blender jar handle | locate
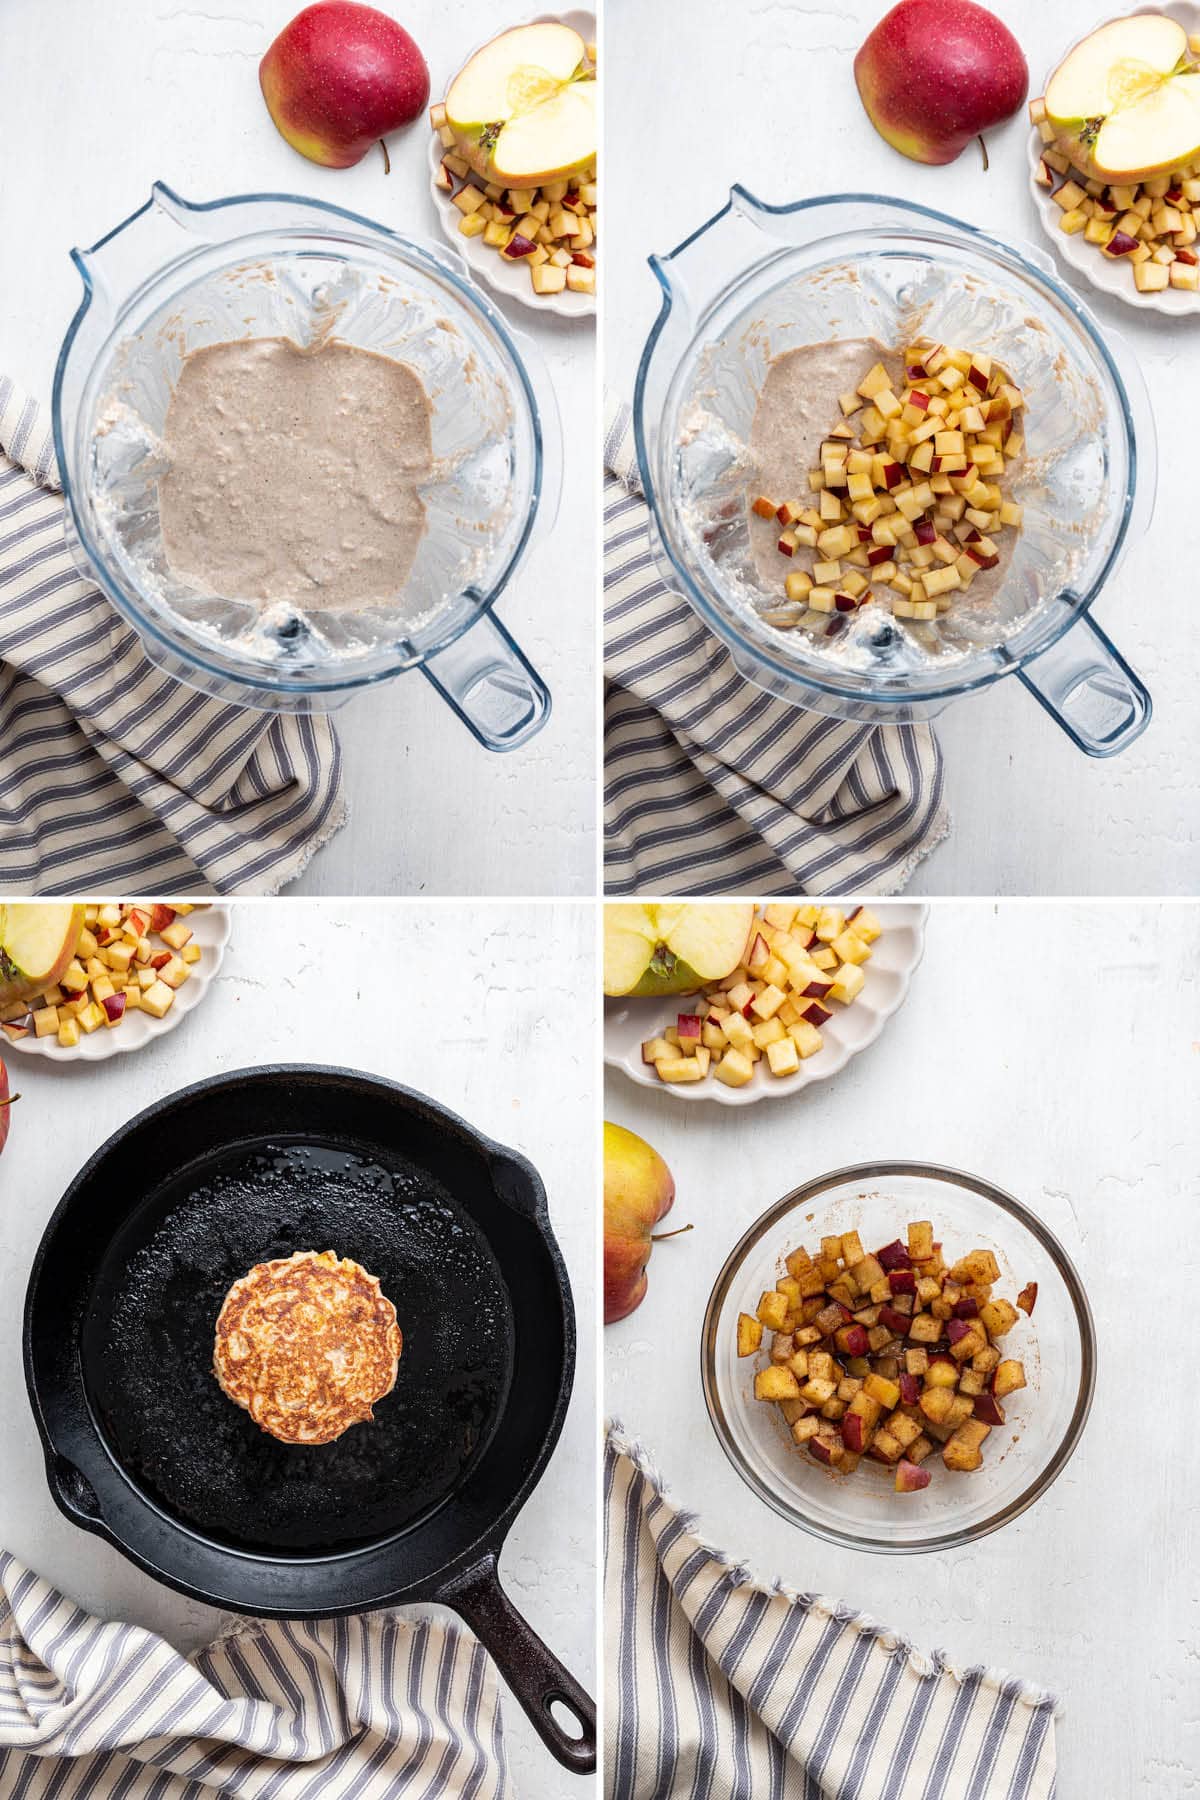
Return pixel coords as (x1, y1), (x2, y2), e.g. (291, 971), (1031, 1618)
(1016, 614), (1150, 757)
(421, 610), (550, 751)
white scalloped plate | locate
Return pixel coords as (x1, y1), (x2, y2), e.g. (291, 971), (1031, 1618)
(4, 904), (231, 1062)
(427, 10), (596, 322)
(604, 903), (928, 1106)
(1027, 3), (1200, 319)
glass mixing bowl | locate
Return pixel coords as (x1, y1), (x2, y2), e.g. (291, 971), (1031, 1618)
(702, 1161), (1095, 1553)
(635, 190), (1155, 755)
(53, 183), (561, 745)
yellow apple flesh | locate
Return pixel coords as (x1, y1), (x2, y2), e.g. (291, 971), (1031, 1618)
(444, 22), (596, 188)
(1045, 14), (1200, 183)
(603, 903), (755, 999)
(0, 903), (85, 1007)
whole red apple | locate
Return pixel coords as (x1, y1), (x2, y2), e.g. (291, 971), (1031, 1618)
(260, 2), (430, 169)
(854, 0), (1028, 166)
(0, 1053), (18, 1158)
(604, 1122), (690, 1324)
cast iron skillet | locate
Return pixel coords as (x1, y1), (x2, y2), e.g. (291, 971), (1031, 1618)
(23, 1065), (595, 1774)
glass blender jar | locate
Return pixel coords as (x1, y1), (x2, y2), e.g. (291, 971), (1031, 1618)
(634, 190), (1155, 755)
(53, 183), (562, 749)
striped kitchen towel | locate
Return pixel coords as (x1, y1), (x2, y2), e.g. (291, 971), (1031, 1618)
(604, 405), (949, 896)
(0, 380), (346, 895)
(0, 1552), (511, 1799)
(606, 1430), (1058, 1799)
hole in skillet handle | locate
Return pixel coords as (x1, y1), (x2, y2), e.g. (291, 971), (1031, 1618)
(440, 1550), (596, 1775)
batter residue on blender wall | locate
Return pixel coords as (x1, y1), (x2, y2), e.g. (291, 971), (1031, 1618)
(158, 336), (434, 610)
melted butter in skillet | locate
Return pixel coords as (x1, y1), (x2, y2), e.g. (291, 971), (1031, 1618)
(158, 337), (434, 610)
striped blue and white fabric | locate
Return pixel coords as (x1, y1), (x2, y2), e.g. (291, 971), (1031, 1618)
(0, 380), (346, 895)
(604, 406), (949, 897)
(606, 1432), (1058, 1799)
(0, 1553), (511, 1799)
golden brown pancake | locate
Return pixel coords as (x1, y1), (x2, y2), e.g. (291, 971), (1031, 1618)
(213, 1249), (402, 1445)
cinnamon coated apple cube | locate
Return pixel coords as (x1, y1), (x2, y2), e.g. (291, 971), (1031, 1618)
(756, 1290), (788, 1330)
(908, 1312), (943, 1344)
(979, 1298), (1020, 1338)
(886, 1411), (923, 1451)
(755, 1366), (801, 1402)
(737, 1313), (764, 1356)
(942, 1418), (991, 1472)
(906, 1220), (934, 1261)
(863, 1372), (901, 1409)
(993, 1358), (1027, 1398)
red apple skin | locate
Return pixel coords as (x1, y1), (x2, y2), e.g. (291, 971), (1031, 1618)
(260, 2), (430, 169)
(604, 1122), (676, 1324)
(0, 1054), (16, 1157)
(854, 0), (1028, 166)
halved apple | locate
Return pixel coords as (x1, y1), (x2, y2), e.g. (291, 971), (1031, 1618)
(1045, 14), (1200, 182)
(0, 903), (85, 1007)
(491, 80), (596, 184)
(604, 904), (755, 999)
(445, 22), (596, 187)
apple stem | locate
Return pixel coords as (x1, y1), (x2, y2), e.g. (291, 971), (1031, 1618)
(651, 1223), (693, 1243)
(0, 1093), (19, 1108)
(380, 139), (391, 176)
(978, 134), (989, 173)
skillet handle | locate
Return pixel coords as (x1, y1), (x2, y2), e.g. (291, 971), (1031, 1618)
(441, 1551), (596, 1774)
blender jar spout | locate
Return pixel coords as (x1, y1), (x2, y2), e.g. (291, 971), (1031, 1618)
(648, 186), (780, 324)
(68, 184), (213, 316)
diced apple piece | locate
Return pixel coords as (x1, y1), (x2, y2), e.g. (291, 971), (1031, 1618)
(863, 1372), (901, 1410)
(992, 1358), (1027, 1398)
(737, 1313), (764, 1356)
(943, 1419), (991, 1472)
(140, 981), (175, 1020)
(895, 1458), (931, 1492)
(828, 962), (865, 1004)
(755, 1366), (801, 1401)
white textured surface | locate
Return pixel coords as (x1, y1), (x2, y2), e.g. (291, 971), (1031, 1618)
(0, 901), (596, 1796)
(605, 901), (1200, 1797)
(606, 0), (1200, 896)
(0, 0), (595, 899)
